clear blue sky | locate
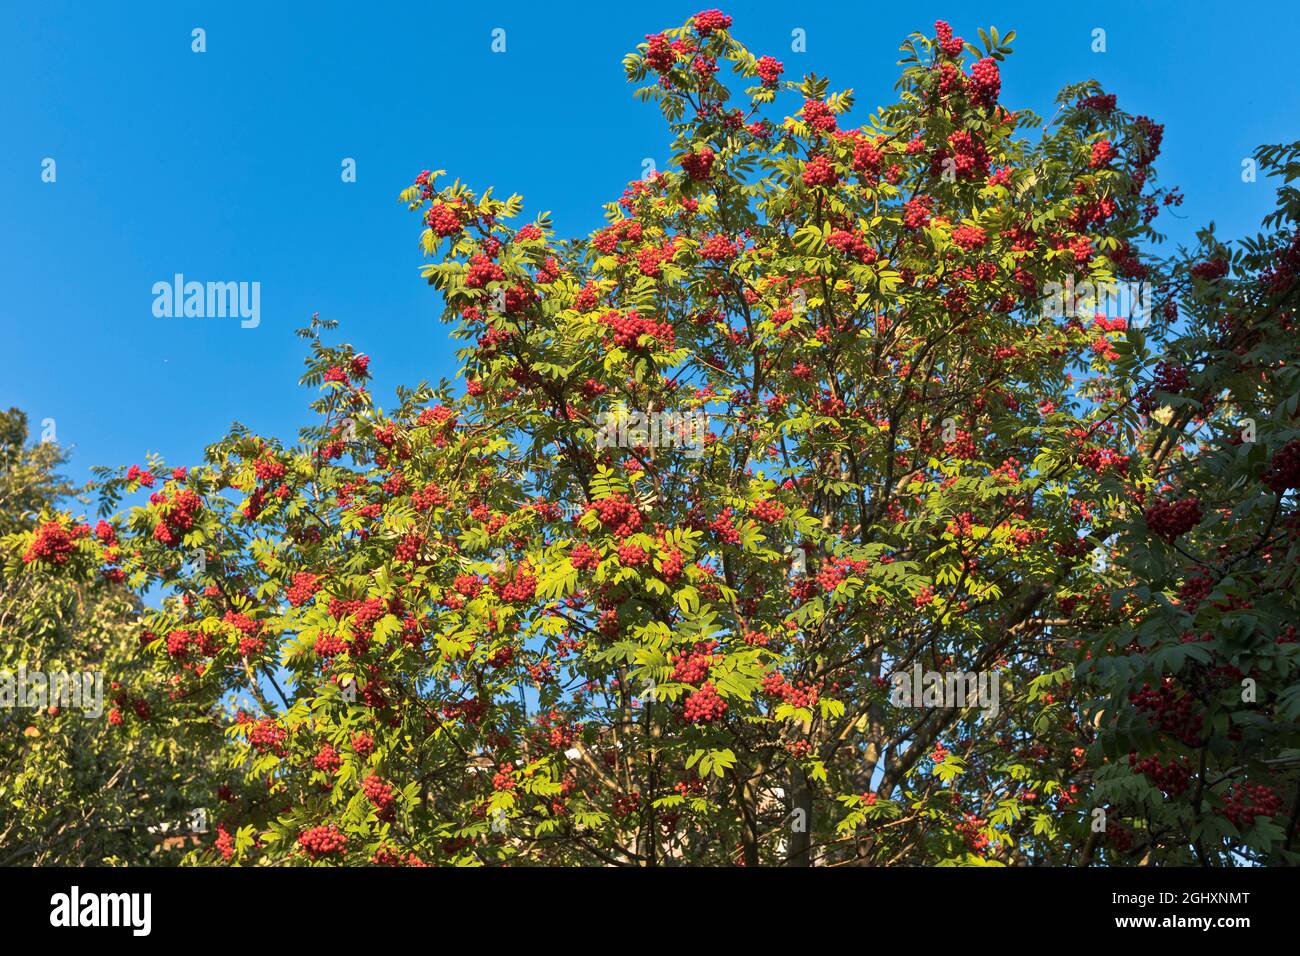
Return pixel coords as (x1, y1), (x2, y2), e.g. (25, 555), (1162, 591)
(3, 0), (1298, 494)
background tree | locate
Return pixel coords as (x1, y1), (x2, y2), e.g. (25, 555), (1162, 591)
(1079, 142), (1300, 866)
(0, 409), (231, 864)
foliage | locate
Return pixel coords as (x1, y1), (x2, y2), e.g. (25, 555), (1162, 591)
(0, 409), (231, 864)
(6, 12), (1297, 866)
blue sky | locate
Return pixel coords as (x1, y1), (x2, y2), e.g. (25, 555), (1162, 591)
(3, 0), (1298, 496)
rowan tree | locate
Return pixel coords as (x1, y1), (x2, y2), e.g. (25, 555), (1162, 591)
(10, 11), (1296, 867)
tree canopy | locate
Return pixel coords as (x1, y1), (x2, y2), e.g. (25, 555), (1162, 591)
(5, 11), (1298, 866)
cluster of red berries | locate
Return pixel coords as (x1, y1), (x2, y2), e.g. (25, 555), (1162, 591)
(593, 217), (644, 254)
(1130, 679), (1203, 746)
(223, 613), (263, 658)
(671, 643), (717, 684)
(570, 541), (601, 570)
(491, 564), (537, 603)
(331, 596), (389, 631)
(801, 154), (838, 187)
(904, 195), (933, 229)
(946, 512), (975, 538)
(942, 426), (976, 459)
(1262, 439), (1300, 493)
(22, 519), (89, 565)
(933, 20), (965, 58)
(826, 229), (876, 262)
(166, 626), (222, 660)
(801, 98), (837, 133)
(955, 813), (992, 853)
(345, 354), (370, 380)
(645, 32), (675, 72)
(165, 629), (194, 658)
(1070, 235), (1095, 265)
(681, 147), (715, 181)
(464, 254), (506, 289)
(683, 681), (727, 722)
(452, 573), (483, 598)
(412, 481), (448, 512)
(1144, 497), (1202, 542)
(606, 310), (675, 349)
(298, 825), (347, 859)
(940, 130), (990, 181)
(749, 499), (784, 523)
(658, 547), (685, 581)
(371, 846), (426, 867)
(708, 508), (740, 544)
(533, 710), (577, 751)
(1089, 140), (1116, 169)
(1078, 93), (1117, 112)
(214, 826), (235, 861)
(1176, 571), (1214, 612)
(153, 488), (202, 547)
(106, 684), (150, 725)
(1220, 782), (1281, 829)
(617, 541), (649, 567)
(692, 9), (732, 35)
(935, 61), (963, 97)
(1077, 446), (1130, 476)
(1190, 258), (1228, 281)
(314, 633), (347, 658)
(1073, 195), (1119, 231)
(588, 495), (643, 537)
(699, 233), (739, 262)
(1106, 820), (1134, 853)
(951, 224), (987, 250)
(394, 532), (425, 563)
(611, 791), (641, 817)
(816, 555), (870, 593)
(968, 57), (1000, 108)
(756, 55), (782, 86)
(418, 404), (457, 432)
(362, 774), (396, 819)
(248, 717), (288, 756)
(313, 744), (342, 773)
(762, 671), (819, 709)
(490, 762), (516, 792)
(636, 242), (677, 278)
(425, 202), (462, 237)
(1260, 233), (1300, 293)
(253, 456), (286, 484)
(286, 572), (321, 607)
(1151, 360), (1190, 394)
(852, 137), (883, 180)
(1128, 753), (1192, 796)
(572, 284), (601, 313)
